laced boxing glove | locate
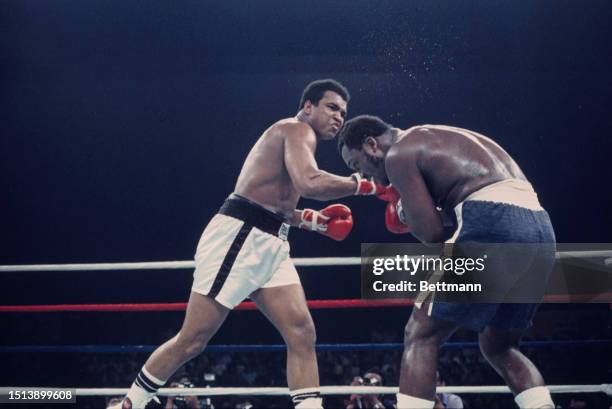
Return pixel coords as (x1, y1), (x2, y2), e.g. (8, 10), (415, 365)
(351, 173), (386, 196)
(376, 184), (400, 202)
(385, 199), (410, 234)
(299, 204), (354, 241)
(377, 185), (411, 234)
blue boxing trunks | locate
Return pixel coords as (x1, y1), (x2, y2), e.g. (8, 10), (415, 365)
(420, 179), (556, 331)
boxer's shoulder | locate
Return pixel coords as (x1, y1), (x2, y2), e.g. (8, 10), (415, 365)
(272, 118), (315, 138)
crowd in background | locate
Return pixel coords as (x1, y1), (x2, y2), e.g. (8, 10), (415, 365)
(4, 326), (610, 409)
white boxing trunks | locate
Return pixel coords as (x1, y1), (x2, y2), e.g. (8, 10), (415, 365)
(192, 194), (300, 309)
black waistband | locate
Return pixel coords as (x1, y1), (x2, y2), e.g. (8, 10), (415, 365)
(219, 194), (288, 237)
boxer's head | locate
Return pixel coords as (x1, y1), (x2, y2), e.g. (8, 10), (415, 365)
(298, 79), (349, 140)
(338, 115), (393, 184)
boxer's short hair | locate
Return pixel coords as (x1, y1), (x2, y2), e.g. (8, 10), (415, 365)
(337, 115), (391, 152)
(299, 79), (350, 110)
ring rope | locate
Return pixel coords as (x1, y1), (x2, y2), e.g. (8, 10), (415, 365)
(1, 251), (611, 272)
(0, 257), (361, 272)
(1, 340), (610, 354)
(1, 385), (609, 397)
(0, 299), (412, 313)
(4, 291), (612, 314)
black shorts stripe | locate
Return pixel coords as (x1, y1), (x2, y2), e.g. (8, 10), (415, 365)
(291, 392), (320, 403)
(208, 223), (253, 299)
(138, 370), (164, 388)
(135, 374), (157, 393)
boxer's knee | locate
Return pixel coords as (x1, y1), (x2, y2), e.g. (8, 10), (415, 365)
(403, 319), (418, 346)
(284, 315), (317, 352)
(479, 327), (519, 362)
(174, 329), (213, 360)
(403, 320), (435, 349)
(403, 313), (452, 349)
(478, 329), (497, 360)
(403, 316), (436, 346)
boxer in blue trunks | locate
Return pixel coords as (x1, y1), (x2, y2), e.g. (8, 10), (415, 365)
(338, 118), (556, 409)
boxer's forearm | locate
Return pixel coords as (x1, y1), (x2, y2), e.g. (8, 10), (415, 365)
(296, 171), (357, 201)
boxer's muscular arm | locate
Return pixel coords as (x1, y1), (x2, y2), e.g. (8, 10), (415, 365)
(283, 122), (358, 200)
(385, 143), (444, 244)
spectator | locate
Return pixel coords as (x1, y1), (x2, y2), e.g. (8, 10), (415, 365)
(345, 372), (387, 409)
(165, 376), (200, 409)
(107, 397), (125, 408)
(435, 371), (463, 409)
(234, 401), (254, 409)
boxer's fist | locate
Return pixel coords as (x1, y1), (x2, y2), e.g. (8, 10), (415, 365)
(377, 185), (410, 233)
(352, 173), (386, 196)
(376, 185), (401, 202)
(299, 204), (353, 241)
(385, 200), (410, 234)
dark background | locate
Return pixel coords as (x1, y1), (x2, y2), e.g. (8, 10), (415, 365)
(2, 1), (612, 348)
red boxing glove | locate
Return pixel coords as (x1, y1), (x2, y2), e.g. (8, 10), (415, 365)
(375, 185), (411, 233)
(376, 185), (401, 202)
(351, 173), (386, 196)
(385, 200), (410, 234)
(299, 204), (353, 241)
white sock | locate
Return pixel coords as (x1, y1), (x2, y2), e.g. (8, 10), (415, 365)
(127, 366), (166, 408)
(294, 397), (323, 409)
(396, 393), (435, 409)
(514, 386), (554, 409)
(291, 387), (322, 408)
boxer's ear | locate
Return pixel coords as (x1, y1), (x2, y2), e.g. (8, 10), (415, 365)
(363, 136), (378, 154)
(303, 100), (313, 115)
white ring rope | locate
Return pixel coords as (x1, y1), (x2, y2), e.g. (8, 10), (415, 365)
(0, 251), (611, 273)
(0, 258), (362, 272)
(1, 385), (610, 397)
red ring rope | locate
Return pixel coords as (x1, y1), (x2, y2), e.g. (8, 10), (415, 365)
(0, 298), (414, 313)
(1, 293), (611, 313)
